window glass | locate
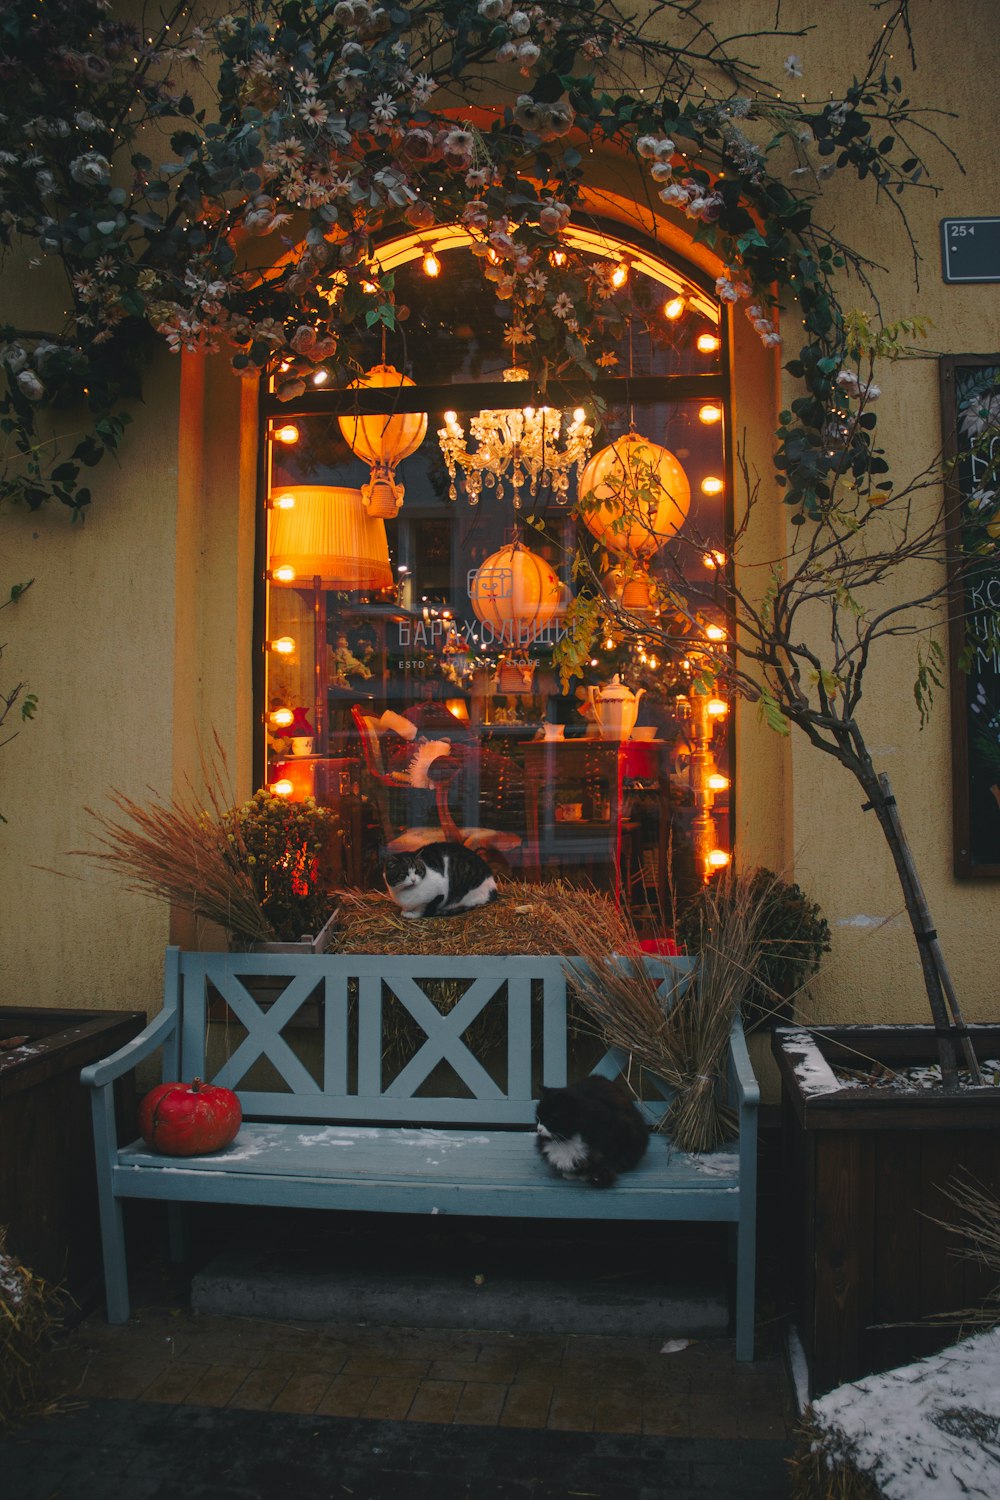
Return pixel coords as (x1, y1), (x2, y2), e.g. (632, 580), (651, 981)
(261, 239), (730, 930)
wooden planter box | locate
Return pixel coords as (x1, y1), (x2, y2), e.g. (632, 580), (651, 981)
(0, 1006), (145, 1293)
(773, 1024), (1000, 1398)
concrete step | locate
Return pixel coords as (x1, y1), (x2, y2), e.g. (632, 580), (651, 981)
(191, 1234), (730, 1338)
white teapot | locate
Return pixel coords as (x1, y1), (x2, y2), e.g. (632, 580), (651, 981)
(585, 675), (646, 741)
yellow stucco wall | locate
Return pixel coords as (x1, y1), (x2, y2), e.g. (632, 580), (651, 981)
(0, 1), (997, 1052)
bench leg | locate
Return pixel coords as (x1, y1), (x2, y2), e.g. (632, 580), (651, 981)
(734, 1219), (757, 1363)
(89, 1088), (131, 1324)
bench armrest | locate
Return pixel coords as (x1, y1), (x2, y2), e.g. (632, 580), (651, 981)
(80, 1002), (179, 1090)
(727, 1014), (760, 1112)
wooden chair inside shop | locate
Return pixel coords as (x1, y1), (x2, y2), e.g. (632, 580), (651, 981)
(350, 705), (523, 867)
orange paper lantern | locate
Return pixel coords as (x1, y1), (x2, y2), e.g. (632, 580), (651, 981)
(578, 432), (690, 559)
(469, 541), (563, 646)
(338, 364), (428, 518)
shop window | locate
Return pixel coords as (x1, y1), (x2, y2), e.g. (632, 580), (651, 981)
(258, 231), (731, 929)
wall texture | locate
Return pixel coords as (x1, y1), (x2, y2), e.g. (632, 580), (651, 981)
(0, 2), (997, 1055)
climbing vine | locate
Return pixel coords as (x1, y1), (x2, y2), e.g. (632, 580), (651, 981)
(0, 0), (949, 518)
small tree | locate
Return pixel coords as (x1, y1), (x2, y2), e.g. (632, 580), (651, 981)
(562, 321), (1000, 1088)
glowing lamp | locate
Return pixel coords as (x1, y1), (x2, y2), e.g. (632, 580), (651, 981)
(701, 476), (725, 496)
(469, 540), (563, 645)
(707, 773), (730, 792)
(663, 296), (685, 320)
(271, 778), (295, 797)
(421, 247), (441, 277)
(312, 369), (329, 386)
(266, 637), (296, 655)
(611, 261), (630, 289)
(268, 564), (296, 583)
(549, 249), (568, 268)
(696, 332), (721, 354)
(267, 492), (296, 511)
(578, 432), (691, 559)
(705, 623), (727, 642)
(338, 364), (428, 520)
(698, 403), (723, 424)
(268, 485), (393, 591)
(269, 707), (295, 729)
(272, 424), (300, 445)
(706, 697), (729, 718)
(706, 848), (731, 870)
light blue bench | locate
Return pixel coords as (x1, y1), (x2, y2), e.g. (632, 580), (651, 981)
(82, 947), (759, 1357)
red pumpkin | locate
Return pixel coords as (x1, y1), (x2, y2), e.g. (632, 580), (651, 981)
(138, 1078), (242, 1157)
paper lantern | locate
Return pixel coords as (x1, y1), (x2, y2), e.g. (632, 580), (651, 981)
(578, 432), (690, 559)
(338, 364), (428, 519)
(604, 563), (657, 617)
(268, 485), (393, 591)
(469, 541), (562, 645)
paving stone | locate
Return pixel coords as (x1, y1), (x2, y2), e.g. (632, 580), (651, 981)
(186, 1362), (250, 1408)
(268, 1370), (334, 1414)
(498, 1379), (554, 1428)
(452, 1379), (507, 1426)
(314, 1371), (377, 1417)
(406, 1377), (464, 1423)
(361, 1374), (420, 1420)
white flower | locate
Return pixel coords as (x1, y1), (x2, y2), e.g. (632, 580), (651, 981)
(295, 68), (319, 95)
(69, 151), (111, 187)
(478, 0), (506, 17)
(658, 183), (690, 208)
(496, 41), (518, 63)
(509, 11), (531, 36)
(835, 369), (862, 396)
(371, 93), (397, 126)
(300, 98), (329, 127)
(552, 292), (574, 319)
(16, 369), (45, 401)
(518, 42), (541, 72)
(715, 276), (740, 304)
(410, 74), (437, 106)
(784, 55), (803, 78)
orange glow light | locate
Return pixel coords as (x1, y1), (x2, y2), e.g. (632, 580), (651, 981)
(663, 296), (685, 320)
(271, 778), (295, 798)
(706, 623), (726, 642)
(697, 332), (722, 354)
(699, 403), (723, 425)
(422, 247), (441, 277)
(702, 550), (727, 570)
(706, 848), (731, 870)
(701, 476), (724, 496)
(272, 424), (300, 445)
(611, 261), (629, 288)
(266, 636), (296, 655)
(269, 708), (295, 729)
(268, 492), (296, 511)
(549, 249), (568, 268)
(706, 697), (729, 717)
(268, 564), (297, 583)
(707, 773), (730, 792)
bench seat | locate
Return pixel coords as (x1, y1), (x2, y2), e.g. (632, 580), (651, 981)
(112, 1122), (742, 1219)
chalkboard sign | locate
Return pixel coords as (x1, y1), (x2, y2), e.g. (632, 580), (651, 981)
(940, 218), (1000, 283)
(942, 356), (1000, 877)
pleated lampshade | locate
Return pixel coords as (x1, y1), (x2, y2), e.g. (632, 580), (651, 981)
(268, 485), (393, 590)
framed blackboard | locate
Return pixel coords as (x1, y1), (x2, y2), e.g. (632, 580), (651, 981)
(942, 355), (1000, 877)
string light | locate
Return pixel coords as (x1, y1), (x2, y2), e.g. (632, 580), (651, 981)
(312, 369), (329, 386)
(663, 296), (685, 320)
(706, 848), (731, 869)
(266, 492), (296, 511)
(272, 778), (295, 798)
(421, 245), (441, 277)
(271, 424), (300, 445)
(269, 708), (295, 729)
(706, 623), (727, 642)
(702, 549), (726, 569)
(549, 249), (568, 268)
(706, 697), (729, 717)
(611, 260), (630, 289)
(265, 636), (296, 655)
(701, 476), (724, 496)
(267, 565), (297, 583)
(698, 402), (723, 424)
(696, 332), (722, 354)
(707, 773), (730, 792)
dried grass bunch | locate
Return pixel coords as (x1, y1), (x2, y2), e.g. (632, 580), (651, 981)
(74, 739), (339, 946)
(787, 1420), (884, 1500)
(932, 1175), (1000, 1329)
(330, 883), (584, 957)
(0, 1229), (63, 1429)
(545, 868), (769, 1153)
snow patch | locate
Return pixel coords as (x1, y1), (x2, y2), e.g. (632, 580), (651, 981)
(810, 1327), (1000, 1500)
(777, 1030), (843, 1096)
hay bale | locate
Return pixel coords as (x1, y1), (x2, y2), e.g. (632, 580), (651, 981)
(329, 882), (606, 956)
(0, 1228), (62, 1429)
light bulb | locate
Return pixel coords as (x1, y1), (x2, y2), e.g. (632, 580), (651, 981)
(706, 697), (729, 717)
(272, 424), (299, 445)
(443, 409), (458, 426)
(269, 564), (296, 583)
(268, 492), (296, 511)
(422, 247), (441, 277)
(702, 550), (726, 570)
(611, 261), (629, 288)
(699, 403), (723, 424)
(706, 848), (731, 870)
(312, 369), (329, 386)
(270, 708), (295, 729)
(549, 249), (568, 268)
(266, 636), (295, 655)
(706, 624), (726, 642)
(272, 778), (295, 798)
(573, 408), (586, 424)
(697, 332), (722, 354)
(701, 476), (724, 496)
(663, 296), (685, 320)
(707, 773), (730, 792)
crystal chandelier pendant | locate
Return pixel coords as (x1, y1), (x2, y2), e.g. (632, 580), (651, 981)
(437, 368), (593, 507)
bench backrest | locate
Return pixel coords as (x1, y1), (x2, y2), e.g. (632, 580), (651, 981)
(172, 949), (696, 1129)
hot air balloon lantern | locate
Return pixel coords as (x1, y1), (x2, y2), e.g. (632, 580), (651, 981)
(337, 364), (428, 519)
(577, 432), (691, 559)
(468, 541), (563, 648)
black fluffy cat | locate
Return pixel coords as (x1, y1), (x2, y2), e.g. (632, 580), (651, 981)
(535, 1076), (650, 1188)
(384, 841), (498, 918)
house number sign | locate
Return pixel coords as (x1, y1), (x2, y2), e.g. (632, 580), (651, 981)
(940, 218), (1000, 284)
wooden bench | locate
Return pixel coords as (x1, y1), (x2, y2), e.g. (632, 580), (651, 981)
(82, 948), (760, 1358)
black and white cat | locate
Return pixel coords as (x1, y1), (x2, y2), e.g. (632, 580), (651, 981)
(384, 841), (498, 918)
(535, 1076), (650, 1188)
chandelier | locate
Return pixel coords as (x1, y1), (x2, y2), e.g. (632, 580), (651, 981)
(437, 368), (594, 508)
